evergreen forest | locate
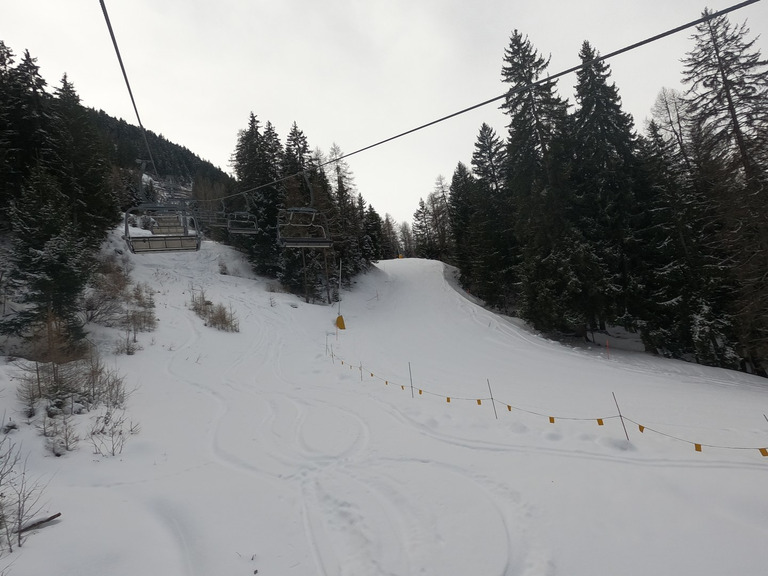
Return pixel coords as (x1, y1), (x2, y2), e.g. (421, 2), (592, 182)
(1, 7), (767, 376)
(409, 11), (768, 374)
(0, 39), (394, 363)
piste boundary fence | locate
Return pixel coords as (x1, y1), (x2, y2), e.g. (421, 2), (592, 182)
(328, 348), (768, 459)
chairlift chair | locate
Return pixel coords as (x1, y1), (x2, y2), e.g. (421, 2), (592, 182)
(277, 207), (333, 249)
(275, 172), (335, 304)
(123, 203), (201, 254)
(227, 211), (260, 235)
(276, 172), (333, 249)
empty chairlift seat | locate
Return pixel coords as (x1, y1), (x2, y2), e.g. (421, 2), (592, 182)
(277, 208), (333, 249)
(226, 211), (259, 235)
(124, 204), (201, 254)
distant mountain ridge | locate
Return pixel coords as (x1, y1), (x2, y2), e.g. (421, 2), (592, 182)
(86, 107), (234, 191)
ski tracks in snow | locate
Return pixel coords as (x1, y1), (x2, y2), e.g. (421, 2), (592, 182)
(134, 253), (553, 575)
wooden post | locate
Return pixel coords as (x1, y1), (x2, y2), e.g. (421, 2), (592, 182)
(408, 362), (414, 398)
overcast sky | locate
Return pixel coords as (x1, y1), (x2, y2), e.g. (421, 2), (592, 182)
(3, 0), (767, 224)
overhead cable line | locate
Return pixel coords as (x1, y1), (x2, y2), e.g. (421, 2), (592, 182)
(99, 0), (158, 175)
(326, 0), (762, 167)
(228, 0), (763, 201)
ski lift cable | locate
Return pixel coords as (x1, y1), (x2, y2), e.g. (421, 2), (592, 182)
(226, 0), (759, 202)
(324, 0), (762, 167)
(99, 0), (158, 176)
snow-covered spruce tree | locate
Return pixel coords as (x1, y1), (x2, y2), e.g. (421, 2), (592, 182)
(379, 214), (402, 259)
(0, 47), (52, 224)
(682, 9), (768, 371)
(362, 203), (383, 263)
(633, 116), (736, 366)
(3, 165), (93, 356)
(570, 40), (639, 333)
(412, 198), (435, 259)
(501, 30), (576, 332)
(410, 181), (452, 263)
(50, 75), (119, 247)
(230, 113), (285, 277)
(0, 41), (18, 227)
(327, 144), (365, 282)
(449, 162), (481, 295)
(469, 123), (516, 311)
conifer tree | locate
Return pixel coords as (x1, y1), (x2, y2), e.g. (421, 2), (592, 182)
(571, 40), (638, 332)
(434, 176), (452, 260)
(412, 198), (434, 259)
(50, 75), (119, 246)
(380, 214), (401, 259)
(0, 48), (52, 219)
(469, 124), (516, 310)
(638, 88), (739, 368)
(231, 114), (284, 276)
(501, 30), (574, 329)
(399, 222), (415, 257)
(448, 162), (479, 291)
(328, 144), (364, 279)
(3, 166), (92, 351)
(0, 41), (17, 224)
(362, 204), (383, 262)
(471, 123), (506, 193)
(682, 10), (768, 371)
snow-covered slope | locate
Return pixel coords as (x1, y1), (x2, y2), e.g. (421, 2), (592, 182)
(2, 238), (767, 576)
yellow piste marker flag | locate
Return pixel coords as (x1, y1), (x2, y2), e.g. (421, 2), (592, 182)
(759, 448), (768, 457)
(370, 373), (374, 377)
(401, 385), (405, 390)
(695, 444), (702, 452)
(477, 399), (482, 406)
(597, 419), (604, 426)
(507, 405), (512, 411)
(638, 425), (645, 433)
(446, 397), (451, 403)
(336, 315), (346, 330)
(549, 417), (555, 424)
(419, 389), (423, 395)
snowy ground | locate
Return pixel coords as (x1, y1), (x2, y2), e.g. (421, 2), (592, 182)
(1, 235), (767, 576)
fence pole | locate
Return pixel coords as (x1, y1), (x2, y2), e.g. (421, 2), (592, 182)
(408, 362), (414, 398)
(487, 379), (498, 420)
(613, 392), (630, 442)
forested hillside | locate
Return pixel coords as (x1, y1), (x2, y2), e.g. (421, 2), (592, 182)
(0, 39), (393, 363)
(407, 10), (768, 375)
(2, 7), (767, 377)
